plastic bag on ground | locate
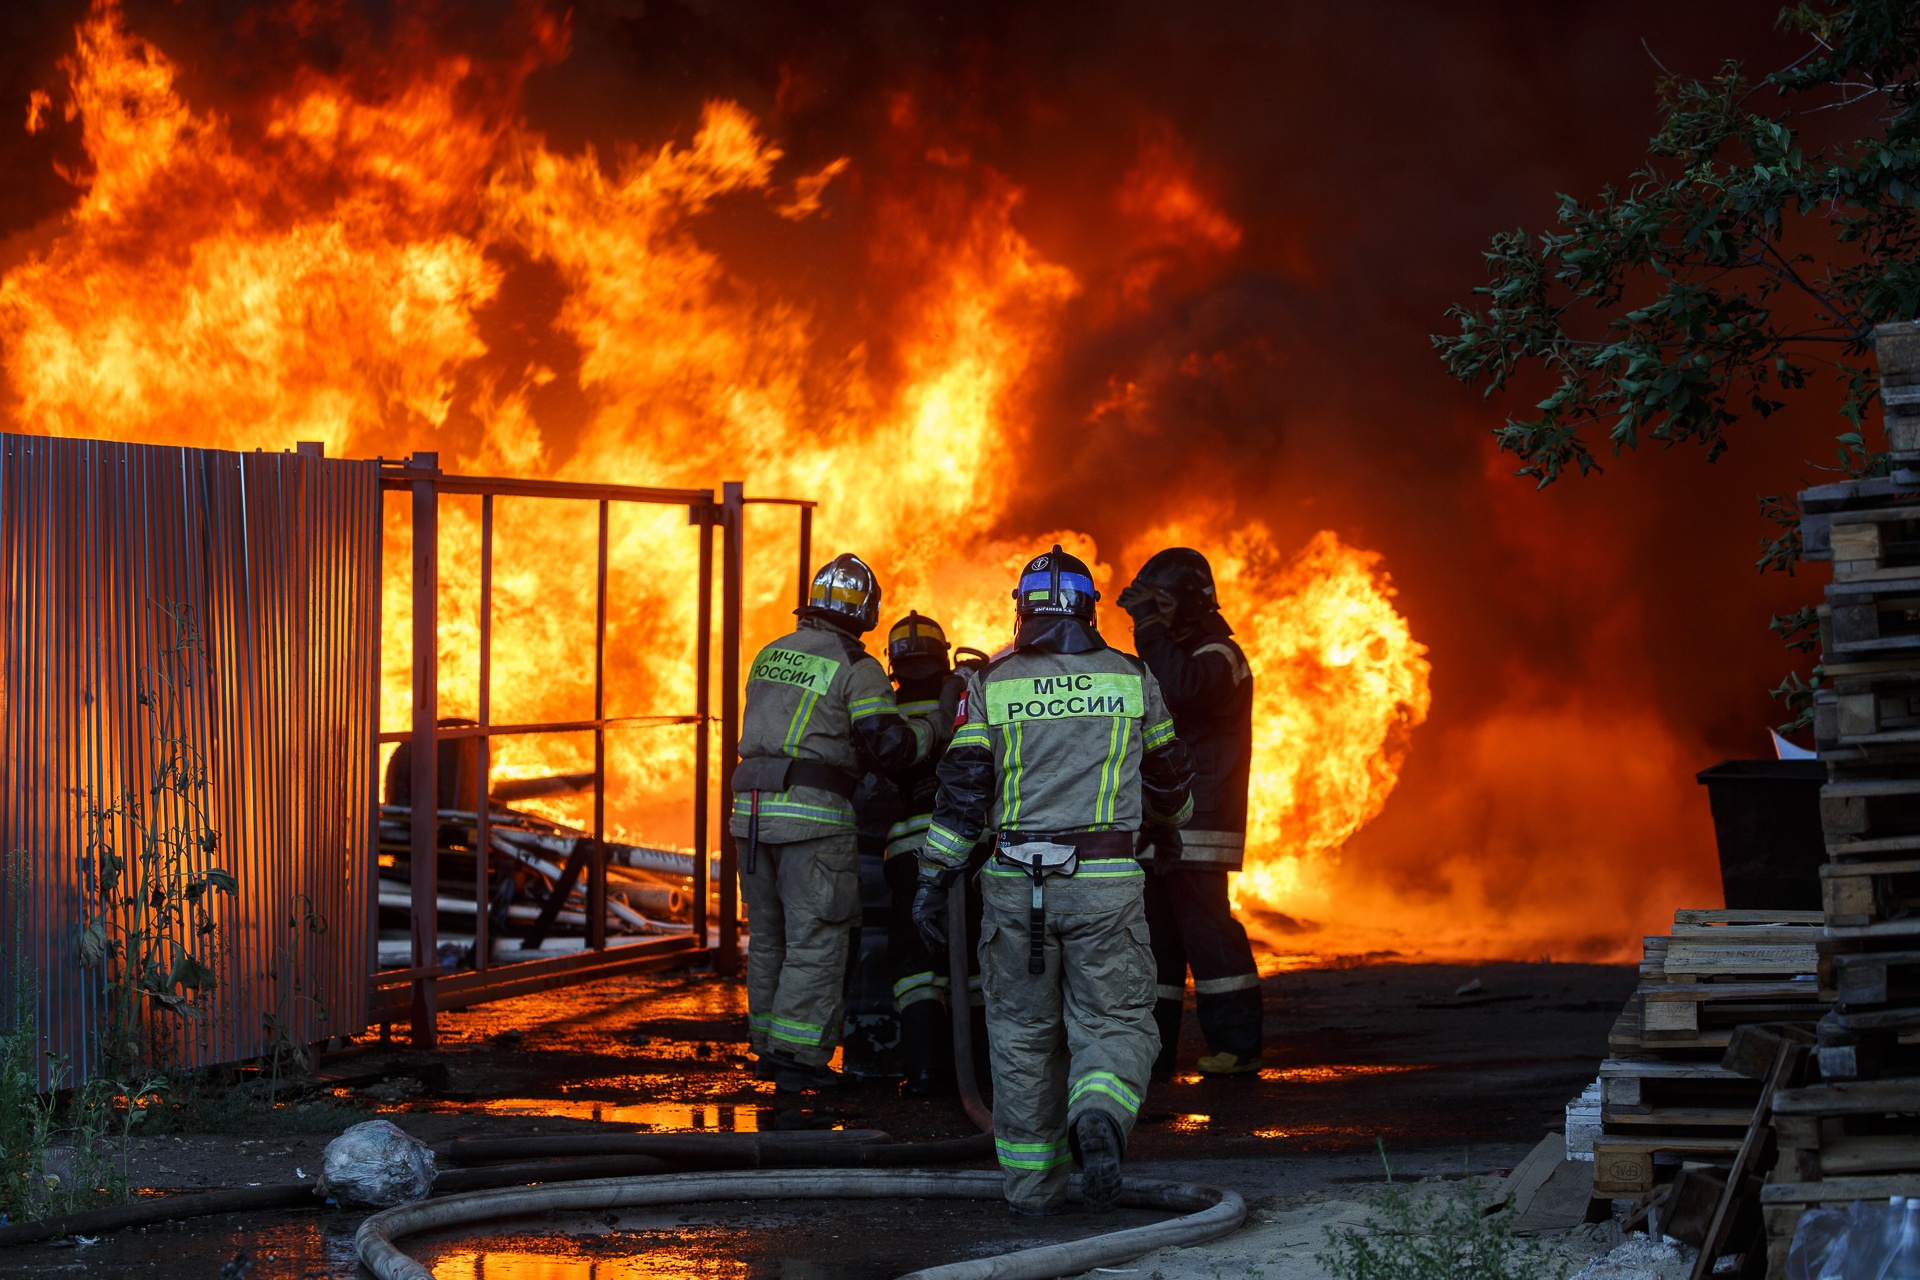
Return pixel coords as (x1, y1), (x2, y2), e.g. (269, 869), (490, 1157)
(1786, 1206), (1849, 1280)
(316, 1119), (437, 1207)
(1790, 1199), (1920, 1280)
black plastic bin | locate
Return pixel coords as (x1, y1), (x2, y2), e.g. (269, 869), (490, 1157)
(1694, 759), (1826, 911)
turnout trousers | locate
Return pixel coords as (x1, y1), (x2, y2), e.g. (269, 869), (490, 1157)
(742, 831), (860, 1069)
(978, 858), (1159, 1211)
(1142, 867), (1263, 1072)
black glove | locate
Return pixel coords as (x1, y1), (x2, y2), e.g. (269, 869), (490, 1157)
(913, 865), (958, 952)
(1136, 823), (1183, 874)
(1116, 582), (1174, 628)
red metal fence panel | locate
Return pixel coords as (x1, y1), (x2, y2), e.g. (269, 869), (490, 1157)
(0, 434), (380, 1085)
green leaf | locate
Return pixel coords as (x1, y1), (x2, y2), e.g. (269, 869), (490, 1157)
(166, 951), (218, 994)
(76, 921), (109, 969)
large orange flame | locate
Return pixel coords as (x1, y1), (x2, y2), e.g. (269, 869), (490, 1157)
(0, 4), (1444, 953)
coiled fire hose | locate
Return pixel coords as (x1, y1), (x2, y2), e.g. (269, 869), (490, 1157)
(0, 1129), (968, 1248)
(354, 1168), (1247, 1280)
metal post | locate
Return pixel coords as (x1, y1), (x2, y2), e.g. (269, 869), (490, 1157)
(408, 451), (439, 1048)
(717, 481), (743, 975)
(691, 503), (713, 949)
(474, 493), (493, 973)
(589, 499), (609, 951)
(796, 504), (812, 611)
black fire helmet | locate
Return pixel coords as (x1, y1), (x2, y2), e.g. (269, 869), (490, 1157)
(798, 552), (882, 633)
(886, 611), (951, 680)
(1132, 547), (1218, 624)
(1013, 545), (1100, 623)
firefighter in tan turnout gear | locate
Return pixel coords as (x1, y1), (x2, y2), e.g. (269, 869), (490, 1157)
(913, 547), (1194, 1215)
(732, 553), (955, 1093)
(863, 611), (987, 1096)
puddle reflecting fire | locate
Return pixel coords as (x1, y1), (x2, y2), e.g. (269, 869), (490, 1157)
(1251, 1125), (1376, 1141)
(430, 1247), (749, 1279)
(1259, 1064), (1429, 1084)
(400, 1099), (785, 1130)
(1172, 1063), (1430, 1086)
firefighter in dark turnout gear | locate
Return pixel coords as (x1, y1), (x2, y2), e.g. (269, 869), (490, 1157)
(861, 611), (978, 1096)
(1117, 547), (1263, 1077)
(732, 554), (956, 1093)
(915, 548), (1194, 1215)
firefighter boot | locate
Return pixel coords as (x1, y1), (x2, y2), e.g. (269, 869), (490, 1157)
(1073, 1111), (1125, 1213)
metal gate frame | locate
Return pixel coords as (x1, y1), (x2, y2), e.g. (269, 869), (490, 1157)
(371, 452), (815, 1048)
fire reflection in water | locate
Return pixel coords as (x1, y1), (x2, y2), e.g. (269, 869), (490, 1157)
(395, 1097), (774, 1131)
(429, 1247), (749, 1279)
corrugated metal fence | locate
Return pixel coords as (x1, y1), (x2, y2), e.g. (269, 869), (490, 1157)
(0, 435), (379, 1085)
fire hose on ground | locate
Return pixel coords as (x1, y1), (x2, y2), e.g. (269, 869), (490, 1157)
(0, 1129), (945, 1248)
(354, 1168), (1246, 1280)
(2, 884), (1243, 1275)
(0, 1131), (1246, 1279)
(950, 880), (996, 1134)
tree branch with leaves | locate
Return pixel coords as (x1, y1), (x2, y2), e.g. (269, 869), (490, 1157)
(1435, 1), (1919, 728)
(1437, 0), (1918, 535)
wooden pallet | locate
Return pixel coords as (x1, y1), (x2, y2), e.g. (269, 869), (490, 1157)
(1820, 777), (1920, 853)
(1800, 476), (1920, 564)
(1813, 1006), (1920, 1080)
(1824, 577), (1920, 663)
(1663, 915), (1822, 981)
(1824, 947), (1920, 1009)
(1815, 665), (1920, 751)
(1820, 859), (1920, 931)
(1592, 1137), (1746, 1196)
(1600, 1059), (1761, 1114)
(1607, 916), (1826, 1060)
(1772, 1079), (1920, 1183)
(1640, 985), (1828, 1040)
(1828, 506), (1920, 585)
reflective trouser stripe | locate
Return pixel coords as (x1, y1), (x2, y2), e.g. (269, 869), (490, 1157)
(894, 971), (941, 1009)
(1067, 1070), (1142, 1118)
(1193, 972), (1261, 995)
(994, 1139), (1071, 1171)
(1155, 984), (1185, 1002)
(767, 1016), (830, 1046)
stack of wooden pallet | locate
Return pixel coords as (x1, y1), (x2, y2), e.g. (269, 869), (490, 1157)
(1760, 319), (1920, 1277)
(1593, 910), (1826, 1200)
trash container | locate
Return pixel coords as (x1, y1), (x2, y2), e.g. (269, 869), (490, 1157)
(1694, 760), (1826, 911)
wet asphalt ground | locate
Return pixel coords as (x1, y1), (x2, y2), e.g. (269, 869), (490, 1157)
(0, 958), (1634, 1277)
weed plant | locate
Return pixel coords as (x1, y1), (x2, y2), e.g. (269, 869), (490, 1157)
(78, 604), (237, 1077)
(0, 607), (364, 1225)
(0, 849), (54, 1222)
(1318, 1144), (1569, 1280)
(138, 1071), (360, 1136)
